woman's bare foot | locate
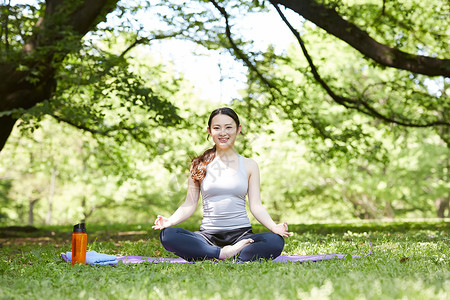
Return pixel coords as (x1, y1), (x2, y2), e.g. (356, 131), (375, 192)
(219, 239), (254, 260)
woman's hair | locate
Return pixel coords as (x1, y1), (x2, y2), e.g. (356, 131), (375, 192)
(190, 107), (241, 183)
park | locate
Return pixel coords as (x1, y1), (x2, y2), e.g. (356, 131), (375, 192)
(0, 0), (449, 299)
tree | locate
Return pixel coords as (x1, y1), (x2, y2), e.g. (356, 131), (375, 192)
(0, 0), (449, 221)
(1, 0), (448, 154)
(0, 46), (216, 224)
(226, 0), (448, 139)
(266, 0), (449, 132)
(1, 0), (116, 149)
(0, 0), (182, 152)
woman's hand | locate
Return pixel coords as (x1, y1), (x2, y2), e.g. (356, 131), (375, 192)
(271, 222), (293, 237)
(152, 215), (172, 230)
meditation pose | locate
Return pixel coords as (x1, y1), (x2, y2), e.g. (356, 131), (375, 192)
(153, 107), (292, 261)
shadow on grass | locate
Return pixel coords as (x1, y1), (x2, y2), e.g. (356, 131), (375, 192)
(0, 220), (448, 246)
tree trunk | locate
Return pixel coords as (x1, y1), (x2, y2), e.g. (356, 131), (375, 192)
(0, 116), (17, 152)
(348, 194), (383, 219)
(81, 196), (87, 223)
(435, 197), (449, 218)
(383, 201), (395, 219)
(46, 165), (57, 224)
(0, 0), (119, 153)
(28, 198), (39, 225)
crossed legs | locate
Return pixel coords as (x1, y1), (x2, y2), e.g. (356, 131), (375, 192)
(159, 227), (284, 262)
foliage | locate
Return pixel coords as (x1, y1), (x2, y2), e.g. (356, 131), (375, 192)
(235, 12), (448, 156)
(2, 0), (448, 147)
(236, 107), (448, 221)
(0, 46), (217, 225)
(1, 100), (447, 224)
(0, 0), (448, 223)
(0, 178), (12, 222)
(0, 221), (449, 299)
(1, 72), (448, 224)
(335, 0), (449, 54)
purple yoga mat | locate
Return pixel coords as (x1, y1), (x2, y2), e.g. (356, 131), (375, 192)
(61, 242), (372, 265)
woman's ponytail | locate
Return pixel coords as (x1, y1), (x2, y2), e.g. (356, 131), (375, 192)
(190, 145), (216, 183)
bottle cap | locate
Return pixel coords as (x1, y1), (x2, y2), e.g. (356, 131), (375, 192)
(73, 223), (87, 233)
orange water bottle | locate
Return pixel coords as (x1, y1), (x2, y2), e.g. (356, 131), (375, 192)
(72, 223), (87, 265)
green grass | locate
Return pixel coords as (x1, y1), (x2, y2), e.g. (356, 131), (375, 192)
(0, 221), (449, 299)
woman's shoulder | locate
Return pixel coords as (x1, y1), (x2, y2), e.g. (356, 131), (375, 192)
(240, 155), (259, 172)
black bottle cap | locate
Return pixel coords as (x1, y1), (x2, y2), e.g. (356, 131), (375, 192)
(73, 223), (87, 233)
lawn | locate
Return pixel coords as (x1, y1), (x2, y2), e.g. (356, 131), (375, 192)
(0, 221), (448, 299)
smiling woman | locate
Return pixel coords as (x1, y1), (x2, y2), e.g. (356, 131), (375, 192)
(190, 108), (242, 182)
(152, 107), (292, 261)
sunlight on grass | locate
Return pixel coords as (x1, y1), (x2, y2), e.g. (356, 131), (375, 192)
(0, 221), (448, 299)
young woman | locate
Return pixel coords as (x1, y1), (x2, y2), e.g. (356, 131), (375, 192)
(153, 107), (292, 261)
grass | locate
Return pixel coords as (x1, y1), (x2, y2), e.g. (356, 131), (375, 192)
(0, 221), (449, 299)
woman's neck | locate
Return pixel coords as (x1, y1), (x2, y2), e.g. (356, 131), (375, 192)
(215, 147), (238, 160)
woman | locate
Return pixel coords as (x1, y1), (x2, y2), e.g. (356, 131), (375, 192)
(153, 107), (292, 261)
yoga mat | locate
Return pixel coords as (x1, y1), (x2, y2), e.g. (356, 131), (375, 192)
(61, 242), (372, 265)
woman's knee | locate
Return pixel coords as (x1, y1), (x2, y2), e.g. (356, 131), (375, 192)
(268, 232), (284, 252)
(261, 232), (285, 252)
(238, 233), (285, 261)
(159, 227), (179, 246)
(249, 232), (285, 253)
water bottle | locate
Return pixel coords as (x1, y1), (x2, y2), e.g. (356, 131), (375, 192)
(72, 223), (87, 265)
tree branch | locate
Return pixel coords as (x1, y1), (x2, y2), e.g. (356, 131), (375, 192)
(119, 31), (185, 59)
(50, 114), (151, 137)
(272, 0), (450, 77)
(271, 2), (449, 128)
(208, 0), (281, 101)
(50, 114), (159, 154)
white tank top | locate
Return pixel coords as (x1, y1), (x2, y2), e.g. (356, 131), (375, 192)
(200, 154), (251, 232)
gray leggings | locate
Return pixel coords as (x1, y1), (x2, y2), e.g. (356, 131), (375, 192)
(160, 227), (285, 262)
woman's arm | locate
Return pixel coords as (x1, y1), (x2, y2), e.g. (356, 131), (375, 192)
(152, 174), (200, 230)
(247, 158), (292, 237)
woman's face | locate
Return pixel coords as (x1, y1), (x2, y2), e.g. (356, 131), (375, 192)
(207, 114), (241, 150)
